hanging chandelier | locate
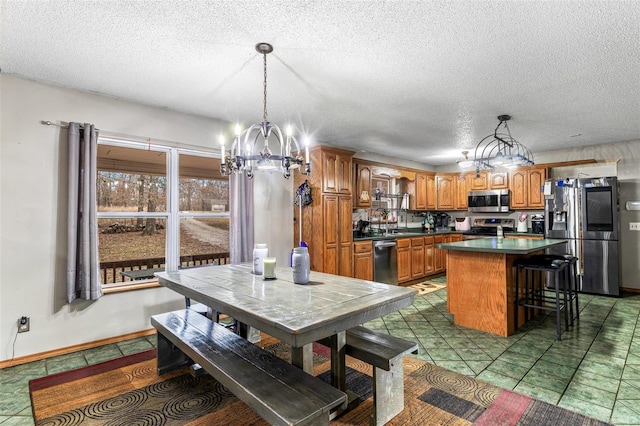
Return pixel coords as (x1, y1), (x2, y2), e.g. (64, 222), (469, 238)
(471, 115), (534, 175)
(219, 43), (310, 179)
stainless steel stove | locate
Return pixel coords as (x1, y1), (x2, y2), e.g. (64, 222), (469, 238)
(462, 218), (515, 239)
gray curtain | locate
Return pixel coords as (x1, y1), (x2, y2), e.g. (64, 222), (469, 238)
(66, 122), (102, 302)
(229, 173), (254, 263)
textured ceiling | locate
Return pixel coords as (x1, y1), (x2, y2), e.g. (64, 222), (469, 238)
(2, 0), (639, 166)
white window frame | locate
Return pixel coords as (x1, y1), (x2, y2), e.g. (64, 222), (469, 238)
(97, 137), (228, 288)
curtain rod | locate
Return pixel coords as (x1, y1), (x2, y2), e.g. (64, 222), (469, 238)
(41, 120), (220, 154)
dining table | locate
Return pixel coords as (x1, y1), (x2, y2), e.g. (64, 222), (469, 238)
(154, 262), (417, 398)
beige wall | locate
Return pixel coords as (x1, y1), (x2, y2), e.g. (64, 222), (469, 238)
(0, 75), (295, 361)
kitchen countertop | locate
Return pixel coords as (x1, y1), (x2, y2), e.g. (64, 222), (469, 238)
(504, 231), (545, 237)
(354, 229), (459, 242)
(354, 229), (545, 242)
(435, 237), (567, 254)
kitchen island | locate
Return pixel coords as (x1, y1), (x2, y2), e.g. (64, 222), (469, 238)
(435, 238), (567, 337)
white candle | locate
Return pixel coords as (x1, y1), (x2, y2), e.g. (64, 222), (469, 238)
(263, 257), (276, 279)
(219, 135), (225, 155)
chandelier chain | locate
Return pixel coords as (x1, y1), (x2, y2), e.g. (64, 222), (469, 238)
(263, 52), (268, 122)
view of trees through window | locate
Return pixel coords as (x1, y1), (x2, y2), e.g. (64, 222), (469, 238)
(97, 143), (229, 285)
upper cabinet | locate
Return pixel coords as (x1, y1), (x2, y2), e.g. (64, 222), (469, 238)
(322, 148), (352, 194)
(527, 168), (546, 209)
(469, 172), (488, 190)
(436, 174), (455, 210)
(415, 172), (428, 210)
(353, 162), (372, 208)
(455, 174), (470, 210)
(426, 174), (437, 210)
(489, 172), (509, 189)
(509, 167), (547, 210)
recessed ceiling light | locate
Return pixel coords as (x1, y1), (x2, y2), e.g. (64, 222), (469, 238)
(570, 133), (583, 137)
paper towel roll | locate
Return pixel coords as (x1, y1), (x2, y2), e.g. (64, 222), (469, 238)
(400, 193), (409, 210)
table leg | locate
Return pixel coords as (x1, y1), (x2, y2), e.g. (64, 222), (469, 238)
(291, 343), (314, 374)
(330, 331), (346, 391)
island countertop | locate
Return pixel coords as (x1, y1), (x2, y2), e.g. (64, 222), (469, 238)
(435, 237), (567, 255)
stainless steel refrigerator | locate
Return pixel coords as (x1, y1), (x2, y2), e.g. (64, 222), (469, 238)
(544, 177), (620, 296)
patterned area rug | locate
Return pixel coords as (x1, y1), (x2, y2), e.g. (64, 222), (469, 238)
(411, 275), (447, 296)
(29, 335), (611, 426)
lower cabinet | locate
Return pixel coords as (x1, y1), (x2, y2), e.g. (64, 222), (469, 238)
(411, 238), (425, 279)
(397, 233), (462, 283)
(353, 241), (373, 280)
(424, 236), (435, 275)
(434, 235), (444, 272)
(397, 238), (412, 283)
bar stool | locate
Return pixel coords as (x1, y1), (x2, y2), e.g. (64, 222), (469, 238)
(514, 256), (569, 340)
(540, 254), (579, 326)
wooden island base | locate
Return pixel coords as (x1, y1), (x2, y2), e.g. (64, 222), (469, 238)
(446, 250), (540, 337)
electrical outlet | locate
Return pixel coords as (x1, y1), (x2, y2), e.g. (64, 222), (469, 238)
(630, 222), (640, 231)
(18, 316), (30, 333)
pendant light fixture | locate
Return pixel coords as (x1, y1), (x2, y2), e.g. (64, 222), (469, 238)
(472, 115), (534, 176)
(457, 150), (474, 168)
(219, 43), (311, 179)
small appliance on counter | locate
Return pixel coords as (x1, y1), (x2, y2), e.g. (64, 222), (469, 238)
(353, 219), (371, 238)
(517, 212), (528, 232)
(454, 217), (471, 231)
(531, 214), (544, 234)
(434, 212), (450, 231)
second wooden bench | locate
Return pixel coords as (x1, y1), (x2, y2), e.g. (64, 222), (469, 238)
(318, 325), (418, 426)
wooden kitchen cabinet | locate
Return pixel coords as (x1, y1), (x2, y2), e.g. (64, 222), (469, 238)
(435, 233), (462, 274)
(415, 172), (427, 210)
(411, 237), (425, 279)
(353, 161), (372, 208)
(469, 172), (488, 190)
(455, 174), (470, 210)
(323, 194), (353, 276)
(322, 148), (352, 194)
(436, 174), (455, 210)
(509, 167), (547, 210)
(510, 169), (528, 209)
(397, 238), (412, 283)
(433, 234), (444, 272)
(489, 172), (509, 189)
(353, 240), (373, 280)
(527, 168), (546, 208)
(426, 174), (436, 210)
(294, 146), (354, 277)
(424, 236), (435, 275)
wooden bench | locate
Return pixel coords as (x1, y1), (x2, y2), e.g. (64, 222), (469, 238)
(318, 326), (418, 426)
(151, 309), (347, 426)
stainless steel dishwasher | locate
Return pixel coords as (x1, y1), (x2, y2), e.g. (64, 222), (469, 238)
(373, 240), (398, 285)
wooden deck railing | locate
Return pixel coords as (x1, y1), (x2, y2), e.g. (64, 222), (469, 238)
(100, 252), (231, 284)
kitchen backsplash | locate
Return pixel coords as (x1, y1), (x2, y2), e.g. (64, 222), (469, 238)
(353, 208), (544, 229)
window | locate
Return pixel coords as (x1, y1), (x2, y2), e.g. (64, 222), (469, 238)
(96, 139), (229, 288)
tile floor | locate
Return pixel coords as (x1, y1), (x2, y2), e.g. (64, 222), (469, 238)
(1, 289), (639, 425)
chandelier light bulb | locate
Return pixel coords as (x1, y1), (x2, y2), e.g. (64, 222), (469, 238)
(235, 123), (242, 137)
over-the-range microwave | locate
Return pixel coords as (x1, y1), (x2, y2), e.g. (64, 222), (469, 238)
(468, 189), (511, 213)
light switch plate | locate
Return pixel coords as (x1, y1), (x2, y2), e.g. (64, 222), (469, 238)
(630, 222), (640, 231)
